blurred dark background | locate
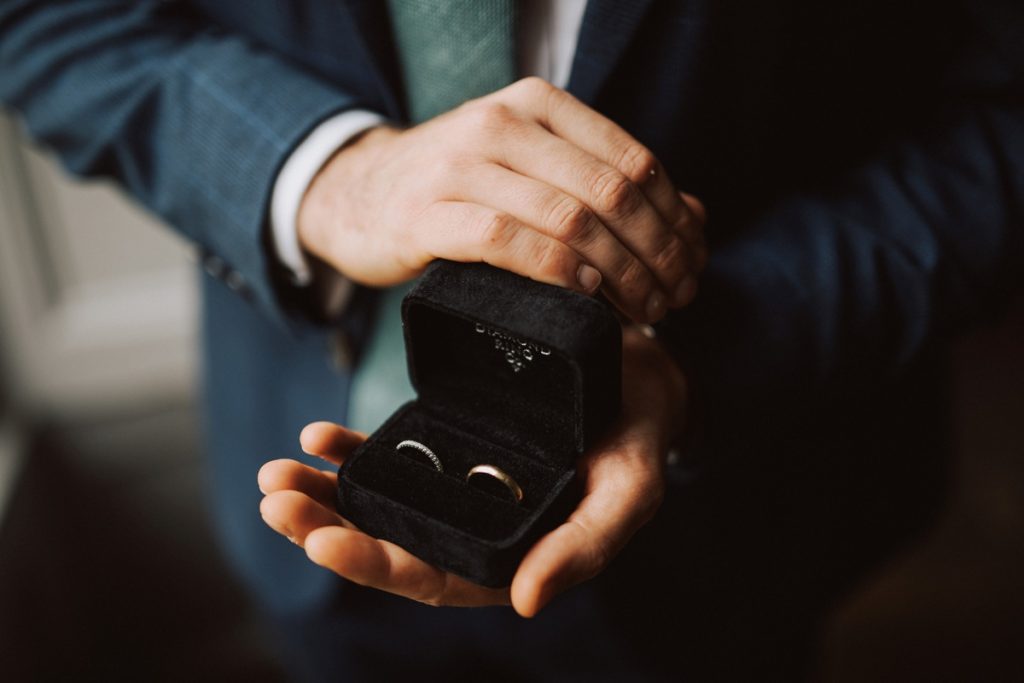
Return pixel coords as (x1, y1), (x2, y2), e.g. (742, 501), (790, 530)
(1, 114), (1022, 681)
(820, 301), (1024, 681)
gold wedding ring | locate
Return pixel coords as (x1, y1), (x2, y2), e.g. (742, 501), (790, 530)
(466, 464), (523, 504)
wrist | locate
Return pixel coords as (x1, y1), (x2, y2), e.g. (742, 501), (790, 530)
(296, 124), (401, 265)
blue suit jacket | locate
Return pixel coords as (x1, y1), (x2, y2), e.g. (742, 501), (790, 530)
(3, 1), (1022, 679)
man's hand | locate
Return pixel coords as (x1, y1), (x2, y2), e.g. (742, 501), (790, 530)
(257, 326), (686, 616)
(298, 77), (706, 323)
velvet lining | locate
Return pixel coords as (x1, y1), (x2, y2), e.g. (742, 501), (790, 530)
(338, 262), (621, 586)
(405, 305), (577, 464)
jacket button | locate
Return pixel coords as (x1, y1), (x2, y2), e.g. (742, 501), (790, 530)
(203, 255), (226, 278)
(226, 270), (248, 293)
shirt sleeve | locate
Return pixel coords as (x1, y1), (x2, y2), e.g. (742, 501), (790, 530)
(269, 109), (387, 286)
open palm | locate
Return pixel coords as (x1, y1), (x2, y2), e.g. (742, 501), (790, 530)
(257, 328), (685, 617)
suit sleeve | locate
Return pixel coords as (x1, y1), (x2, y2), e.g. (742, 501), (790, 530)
(0, 0), (374, 329)
(657, 1), (1024, 419)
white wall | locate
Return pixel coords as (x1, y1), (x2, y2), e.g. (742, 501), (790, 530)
(0, 110), (200, 520)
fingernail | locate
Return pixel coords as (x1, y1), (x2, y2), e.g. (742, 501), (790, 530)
(577, 264), (602, 293)
(645, 291), (666, 321)
(673, 274), (697, 306)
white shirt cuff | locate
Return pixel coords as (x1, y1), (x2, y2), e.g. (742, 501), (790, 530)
(269, 109), (387, 286)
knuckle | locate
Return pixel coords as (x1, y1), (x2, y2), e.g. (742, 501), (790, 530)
(650, 235), (688, 274)
(547, 197), (596, 245)
(617, 144), (658, 185)
(511, 76), (563, 118)
(478, 211), (516, 249)
(466, 101), (516, 135)
(617, 257), (651, 294)
(591, 168), (640, 216)
(534, 241), (574, 281)
(513, 75), (552, 98)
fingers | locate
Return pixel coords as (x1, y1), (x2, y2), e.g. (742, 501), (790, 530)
(304, 526), (511, 608)
(495, 124), (694, 316)
(518, 79), (691, 227)
(510, 517), (606, 618)
(489, 79), (709, 313)
(451, 162), (677, 321)
(260, 489), (350, 545)
(258, 458), (338, 507)
(257, 458), (489, 607)
(414, 201), (603, 296)
(258, 460), (512, 609)
(299, 421), (367, 465)
(511, 459), (663, 617)
(680, 192), (707, 225)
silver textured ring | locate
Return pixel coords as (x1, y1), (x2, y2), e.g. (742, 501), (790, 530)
(466, 464), (524, 504)
(396, 439), (443, 472)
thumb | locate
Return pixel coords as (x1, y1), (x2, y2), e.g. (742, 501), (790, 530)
(510, 478), (661, 617)
(299, 421), (367, 466)
(510, 516), (609, 618)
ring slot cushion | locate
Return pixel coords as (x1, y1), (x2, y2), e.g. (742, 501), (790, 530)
(337, 261), (622, 587)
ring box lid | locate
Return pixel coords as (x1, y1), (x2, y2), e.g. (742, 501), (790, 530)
(402, 262), (621, 468)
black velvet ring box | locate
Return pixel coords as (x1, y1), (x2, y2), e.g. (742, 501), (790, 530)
(336, 261), (622, 587)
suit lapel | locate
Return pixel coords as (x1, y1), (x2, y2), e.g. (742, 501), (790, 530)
(567, 0), (658, 104)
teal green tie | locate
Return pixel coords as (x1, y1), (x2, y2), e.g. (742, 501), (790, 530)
(346, 0), (518, 433)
